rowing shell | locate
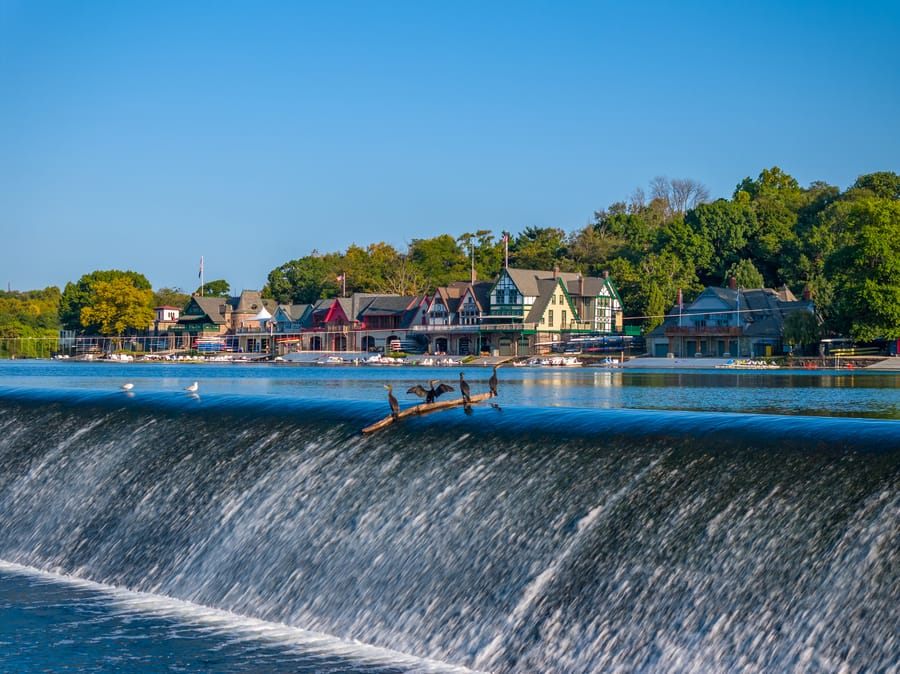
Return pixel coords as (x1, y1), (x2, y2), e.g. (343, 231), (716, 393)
(362, 392), (493, 434)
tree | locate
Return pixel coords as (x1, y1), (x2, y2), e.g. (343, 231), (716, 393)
(153, 287), (191, 309)
(509, 226), (570, 270)
(567, 223), (620, 274)
(0, 287), (61, 357)
(725, 259), (765, 289)
(378, 255), (428, 295)
(824, 198), (900, 340)
(782, 311), (821, 356)
(683, 200), (756, 284)
(265, 255), (330, 304)
(456, 230), (502, 282)
(79, 277), (155, 337)
(408, 234), (469, 288)
(849, 171), (900, 200)
(196, 279), (230, 298)
(650, 176), (710, 221)
(60, 270), (152, 332)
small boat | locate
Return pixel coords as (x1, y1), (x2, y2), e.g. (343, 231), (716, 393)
(316, 355), (347, 365)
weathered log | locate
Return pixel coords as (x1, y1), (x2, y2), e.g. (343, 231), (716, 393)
(362, 392), (492, 434)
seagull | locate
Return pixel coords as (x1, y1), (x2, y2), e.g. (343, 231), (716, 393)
(184, 381), (199, 393)
(120, 383), (134, 391)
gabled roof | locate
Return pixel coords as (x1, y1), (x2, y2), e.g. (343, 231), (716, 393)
(179, 296), (228, 325)
(503, 267), (617, 301)
(504, 268), (582, 296)
(470, 281), (493, 312)
(524, 278), (574, 323)
(274, 304), (309, 322)
(399, 295), (429, 328)
(359, 295), (417, 316)
(647, 285), (814, 338)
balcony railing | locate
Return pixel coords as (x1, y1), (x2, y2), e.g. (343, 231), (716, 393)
(479, 322), (537, 332)
(664, 325), (743, 336)
(409, 324), (482, 333)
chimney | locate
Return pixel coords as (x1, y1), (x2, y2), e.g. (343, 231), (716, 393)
(602, 270), (609, 279)
(553, 263), (559, 280)
(803, 285), (811, 301)
(578, 273), (584, 296)
(729, 277), (737, 289)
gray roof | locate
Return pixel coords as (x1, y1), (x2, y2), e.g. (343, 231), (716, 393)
(647, 285), (814, 338)
(275, 304), (310, 321)
(525, 279), (561, 323)
(505, 267), (616, 300)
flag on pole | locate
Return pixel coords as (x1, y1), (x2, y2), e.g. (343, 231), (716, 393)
(199, 256), (204, 279)
(335, 273), (344, 282)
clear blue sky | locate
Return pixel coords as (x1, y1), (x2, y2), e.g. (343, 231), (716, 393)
(2, 1), (898, 294)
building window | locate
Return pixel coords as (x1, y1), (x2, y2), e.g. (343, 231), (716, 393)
(548, 310), (554, 326)
(562, 310), (567, 327)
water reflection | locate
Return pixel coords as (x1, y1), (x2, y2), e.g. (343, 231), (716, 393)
(2, 361), (900, 419)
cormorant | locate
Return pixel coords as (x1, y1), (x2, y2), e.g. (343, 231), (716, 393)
(384, 384), (400, 419)
(488, 364), (499, 397)
(184, 381), (199, 393)
(458, 372), (471, 403)
(407, 379), (454, 404)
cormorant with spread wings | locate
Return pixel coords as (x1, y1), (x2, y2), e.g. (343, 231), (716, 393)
(407, 379), (454, 404)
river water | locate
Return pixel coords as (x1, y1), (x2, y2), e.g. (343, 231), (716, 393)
(0, 360), (897, 672)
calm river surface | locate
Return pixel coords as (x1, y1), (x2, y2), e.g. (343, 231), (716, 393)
(2, 358), (899, 419)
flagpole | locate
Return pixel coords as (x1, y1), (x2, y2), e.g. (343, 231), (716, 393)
(199, 256), (204, 296)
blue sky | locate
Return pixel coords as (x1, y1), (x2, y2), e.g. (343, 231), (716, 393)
(2, 1), (898, 294)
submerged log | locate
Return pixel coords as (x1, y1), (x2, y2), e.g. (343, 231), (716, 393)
(362, 392), (492, 434)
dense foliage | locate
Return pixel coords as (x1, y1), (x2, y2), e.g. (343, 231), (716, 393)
(260, 169), (900, 340)
(60, 270), (153, 335)
(0, 287), (61, 357)
(6, 168), (900, 345)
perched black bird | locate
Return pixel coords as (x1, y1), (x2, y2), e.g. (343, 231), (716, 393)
(384, 384), (400, 419)
(407, 379), (454, 404)
(488, 364), (499, 397)
(458, 371), (471, 403)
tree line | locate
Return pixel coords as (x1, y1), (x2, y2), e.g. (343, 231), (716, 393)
(2, 167), (898, 346)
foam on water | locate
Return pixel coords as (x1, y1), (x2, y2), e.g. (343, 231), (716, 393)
(0, 560), (481, 673)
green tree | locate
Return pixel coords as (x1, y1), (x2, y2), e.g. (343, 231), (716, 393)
(567, 223), (621, 273)
(79, 277), (155, 337)
(60, 270), (151, 332)
(408, 234), (469, 288)
(378, 255), (428, 295)
(265, 254), (330, 304)
(0, 287), (61, 357)
(683, 200), (756, 284)
(456, 230), (502, 282)
(725, 259), (765, 288)
(848, 171), (900, 200)
(152, 287), (191, 309)
(509, 226), (570, 270)
(196, 279), (231, 297)
(782, 311), (821, 356)
(824, 198), (900, 340)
